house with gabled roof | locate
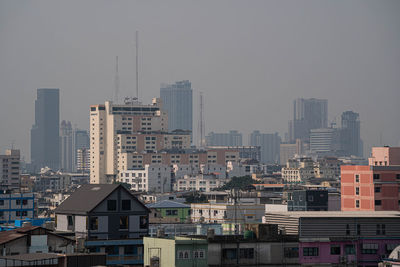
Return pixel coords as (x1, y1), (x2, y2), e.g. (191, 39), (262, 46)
(55, 184), (150, 266)
(55, 184), (149, 240)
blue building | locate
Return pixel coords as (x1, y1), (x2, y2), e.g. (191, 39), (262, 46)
(0, 192), (35, 224)
(160, 80), (193, 137)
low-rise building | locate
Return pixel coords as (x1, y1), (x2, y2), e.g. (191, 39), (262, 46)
(282, 157), (315, 183)
(0, 225), (74, 255)
(287, 190), (328, 211)
(147, 200), (191, 224)
(175, 175), (227, 192)
(55, 184), (150, 266)
(144, 236), (208, 267)
(0, 192), (34, 224)
(118, 164), (172, 193)
(263, 211), (400, 266)
(191, 203), (265, 225)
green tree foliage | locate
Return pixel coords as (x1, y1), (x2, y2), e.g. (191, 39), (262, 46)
(219, 176), (259, 190)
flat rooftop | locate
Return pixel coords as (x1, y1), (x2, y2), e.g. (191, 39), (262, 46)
(266, 211), (400, 218)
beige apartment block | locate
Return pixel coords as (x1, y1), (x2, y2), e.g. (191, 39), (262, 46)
(89, 99), (168, 184)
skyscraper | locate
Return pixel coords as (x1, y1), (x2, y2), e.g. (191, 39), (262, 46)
(289, 98), (328, 143)
(60, 120), (73, 172)
(340, 111), (362, 157)
(30, 88), (60, 172)
(74, 129), (89, 172)
(206, 131), (243, 147)
(249, 131), (281, 164)
(160, 80), (193, 135)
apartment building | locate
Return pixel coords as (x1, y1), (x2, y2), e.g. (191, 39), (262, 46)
(89, 98), (168, 184)
(175, 174), (227, 192)
(0, 149), (20, 190)
(118, 164), (172, 193)
(282, 157), (315, 183)
(341, 146), (400, 211)
(0, 192), (35, 224)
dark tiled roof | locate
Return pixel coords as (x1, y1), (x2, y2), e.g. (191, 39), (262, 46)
(147, 200), (190, 209)
(0, 226), (41, 245)
(55, 184), (119, 215)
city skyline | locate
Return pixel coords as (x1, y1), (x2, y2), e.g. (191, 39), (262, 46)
(1, 1), (400, 161)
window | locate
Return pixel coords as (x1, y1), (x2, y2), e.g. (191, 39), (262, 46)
(122, 200), (131, 211)
(240, 248), (254, 259)
(67, 215), (73, 226)
(362, 243), (378, 254)
(124, 245), (136, 255)
(356, 200), (360, 208)
(119, 216), (128, 229)
(345, 244), (355, 255)
(284, 247), (299, 258)
(0, 200), (4, 206)
(89, 217), (98, 230)
(330, 245), (341, 255)
(356, 187), (359, 195)
(107, 200), (117, 211)
(166, 210), (178, 216)
(375, 200), (382, 206)
(355, 174), (359, 183)
(373, 174), (380, 180)
(140, 216), (148, 229)
(303, 247), (319, 256)
(177, 250), (190, 259)
(346, 224), (350, 235)
(105, 246), (119, 255)
(16, 200), (21, 205)
(375, 187), (381, 193)
(376, 224), (386, 235)
(194, 249), (206, 259)
(357, 224), (361, 235)
(376, 224), (381, 235)
(397, 174), (400, 180)
(222, 249), (237, 260)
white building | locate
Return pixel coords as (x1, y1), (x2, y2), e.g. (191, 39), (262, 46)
(175, 174), (227, 192)
(281, 157), (315, 183)
(191, 203), (265, 224)
(118, 164), (171, 193)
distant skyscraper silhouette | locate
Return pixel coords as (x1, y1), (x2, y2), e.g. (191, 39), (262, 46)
(340, 111), (362, 157)
(289, 98), (328, 143)
(74, 129), (90, 172)
(160, 80), (193, 136)
(249, 131), (281, 164)
(30, 88), (60, 172)
(60, 120), (73, 172)
(206, 131), (243, 147)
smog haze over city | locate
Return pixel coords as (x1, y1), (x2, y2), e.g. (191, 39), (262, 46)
(0, 0), (399, 161)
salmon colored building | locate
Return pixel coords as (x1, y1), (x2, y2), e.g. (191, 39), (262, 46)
(341, 147), (400, 211)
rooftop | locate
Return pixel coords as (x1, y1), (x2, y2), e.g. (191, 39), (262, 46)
(147, 200), (190, 209)
(266, 211), (400, 218)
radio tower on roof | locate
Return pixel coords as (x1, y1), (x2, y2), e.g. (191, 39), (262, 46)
(114, 56), (120, 103)
(198, 92), (206, 148)
(135, 30), (139, 100)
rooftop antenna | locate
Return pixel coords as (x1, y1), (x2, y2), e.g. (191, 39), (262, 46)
(114, 56), (120, 103)
(135, 30), (139, 100)
(198, 92), (205, 148)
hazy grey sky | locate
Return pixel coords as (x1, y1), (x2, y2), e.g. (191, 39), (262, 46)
(1, 0), (399, 161)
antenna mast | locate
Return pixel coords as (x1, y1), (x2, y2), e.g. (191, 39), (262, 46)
(135, 31), (139, 100)
(114, 56), (120, 103)
(198, 92), (205, 148)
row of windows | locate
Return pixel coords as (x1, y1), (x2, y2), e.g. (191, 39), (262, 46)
(345, 223), (386, 235)
(0, 199), (28, 206)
